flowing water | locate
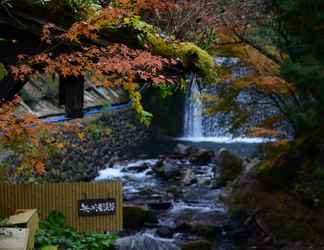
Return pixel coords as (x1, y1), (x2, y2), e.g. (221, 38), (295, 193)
(96, 153), (238, 250)
(181, 57), (279, 143)
(95, 136), (260, 249)
(96, 58), (270, 249)
(183, 73), (203, 138)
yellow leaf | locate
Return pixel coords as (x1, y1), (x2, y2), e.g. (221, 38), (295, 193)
(78, 132), (86, 141)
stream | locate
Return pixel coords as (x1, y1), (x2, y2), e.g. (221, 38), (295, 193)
(93, 61), (266, 249)
(95, 139), (260, 250)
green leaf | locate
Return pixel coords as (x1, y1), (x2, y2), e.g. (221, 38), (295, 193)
(40, 246), (58, 250)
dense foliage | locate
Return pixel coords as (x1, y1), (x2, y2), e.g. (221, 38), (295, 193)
(0, 0), (217, 178)
(36, 211), (117, 250)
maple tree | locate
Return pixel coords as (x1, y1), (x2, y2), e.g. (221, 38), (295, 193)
(10, 2), (183, 123)
(0, 0), (215, 180)
(0, 96), (64, 181)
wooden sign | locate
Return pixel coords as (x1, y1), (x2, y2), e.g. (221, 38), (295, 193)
(0, 182), (123, 232)
(78, 198), (116, 216)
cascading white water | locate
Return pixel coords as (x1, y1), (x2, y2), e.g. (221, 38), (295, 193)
(181, 58), (278, 143)
(183, 74), (203, 137)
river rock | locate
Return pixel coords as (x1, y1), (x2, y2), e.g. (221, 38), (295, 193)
(181, 240), (213, 250)
(176, 222), (221, 239)
(189, 149), (215, 165)
(181, 169), (197, 186)
(123, 205), (158, 229)
(216, 148), (244, 187)
(115, 234), (180, 250)
(153, 160), (182, 179)
(126, 162), (150, 173)
(157, 226), (174, 238)
(170, 205), (226, 238)
(174, 144), (194, 156)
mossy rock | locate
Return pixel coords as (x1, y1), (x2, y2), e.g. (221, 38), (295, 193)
(217, 148), (244, 187)
(226, 168), (324, 242)
(145, 34), (217, 82)
(123, 205), (158, 229)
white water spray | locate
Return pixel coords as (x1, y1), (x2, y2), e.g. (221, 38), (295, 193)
(183, 74), (203, 137)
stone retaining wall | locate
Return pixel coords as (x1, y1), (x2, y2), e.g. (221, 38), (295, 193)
(45, 109), (151, 182)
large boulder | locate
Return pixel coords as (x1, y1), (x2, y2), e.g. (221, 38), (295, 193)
(216, 148), (244, 187)
(189, 149), (215, 165)
(153, 160), (182, 179)
(123, 205), (158, 229)
(170, 204), (226, 238)
(115, 234), (180, 250)
(174, 144), (194, 157)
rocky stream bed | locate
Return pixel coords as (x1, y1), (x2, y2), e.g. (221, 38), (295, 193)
(94, 140), (262, 250)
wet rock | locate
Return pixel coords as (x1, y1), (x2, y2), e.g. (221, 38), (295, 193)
(126, 163), (150, 173)
(157, 227), (174, 238)
(189, 149), (215, 165)
(181, 169), (197, 186)
(123, 205), (158, 229)
(181, 240), (213, 250)
(166, 186), (183, 198)
(182, 187), (219, 204)
(153, 160), (182, 179)
(115, 234), (180, 250)
(216, 148), (244, 187)
(176, 223), (221, 239)
(174, 144), (194, 156)
(148, 201), (173, 210)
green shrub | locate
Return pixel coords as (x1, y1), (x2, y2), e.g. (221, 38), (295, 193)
(86, 121), (112, 142)
(35, 211), (117, 250)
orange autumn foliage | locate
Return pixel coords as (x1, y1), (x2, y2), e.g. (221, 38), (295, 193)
(11, 6), (180, 115)
(0, 96), (65, 179)
(2, 2), (184, 179)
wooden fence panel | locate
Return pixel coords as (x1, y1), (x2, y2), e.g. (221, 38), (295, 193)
(0, 182), (123, 232)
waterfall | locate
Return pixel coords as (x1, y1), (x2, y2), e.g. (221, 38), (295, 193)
(181, 58), (278, 143)
(183, 74), (203, 138)
(183, 58), (244, 139)
(182, 74), (230, 139)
